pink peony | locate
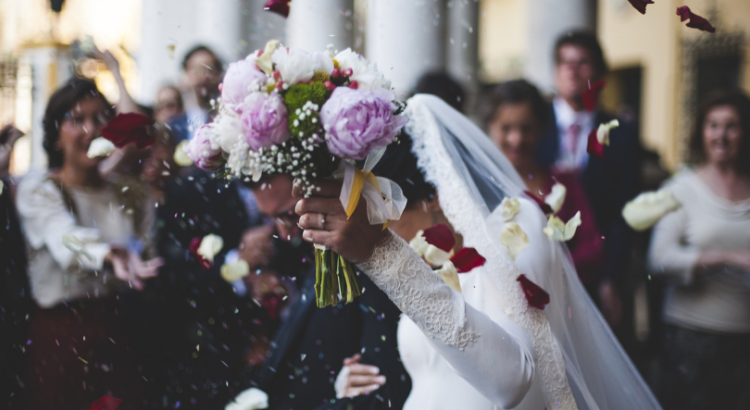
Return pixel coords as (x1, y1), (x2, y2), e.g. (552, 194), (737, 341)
(222, 56), (269, 112)
(320, 88), (406, 160)
(187, 125), (225, 171)
(239, 92), (290, 151)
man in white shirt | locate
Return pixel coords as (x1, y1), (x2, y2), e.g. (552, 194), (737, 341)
(170, 45), (223, 142)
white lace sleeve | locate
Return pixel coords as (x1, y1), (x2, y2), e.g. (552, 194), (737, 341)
(357, 231), (536, 409)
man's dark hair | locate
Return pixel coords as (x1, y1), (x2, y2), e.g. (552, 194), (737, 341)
(554, 31), (608, 77)
(689, 89), (750, 174)
(413, 72), (466, 113)
(481, 79), (549, 129)
(182, 45), (223, 73)
(42, 78), (113, 169)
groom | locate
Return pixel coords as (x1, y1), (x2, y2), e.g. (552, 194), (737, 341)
(240, 175), (411, 409)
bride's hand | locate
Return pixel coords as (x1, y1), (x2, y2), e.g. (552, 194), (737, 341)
(335, 354), (385, 398)
(294, 179), (389, 263)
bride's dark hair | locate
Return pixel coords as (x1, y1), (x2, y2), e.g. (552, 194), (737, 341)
(371, 132), (435, 207)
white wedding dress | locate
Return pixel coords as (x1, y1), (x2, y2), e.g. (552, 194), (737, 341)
(355, 95), (661, 410)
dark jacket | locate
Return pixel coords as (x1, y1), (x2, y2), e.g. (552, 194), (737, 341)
(252, 257), (412, 410)
(536, 105), (642, 283)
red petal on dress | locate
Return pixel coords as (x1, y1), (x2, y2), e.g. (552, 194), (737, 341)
(586, 128), (605, 159)
(517, 274), (550, 310)
(676, 6), (716, 33)
(627, 0), (654, 14)
(523, 191), (554, 215)
(87, 395), (123, 410)
(422, 224), (456, 253)
(101, 113), (155, 149)
(451, 247), (486, 273)
(581, 80), (605, 112)
(264, 0), (291, 18)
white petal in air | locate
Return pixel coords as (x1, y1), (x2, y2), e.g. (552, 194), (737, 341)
(622, 189), (681, 231)
(543, 211), (582, 242)
(545, 183), (567, 214)
(500, 197), (521, 222)
(499, 222), (529, 260)
(435, 260), (461, 293)
(225, 387), (269, 410)
(424, 244), (451, 267)
(86, 137), (115, 158)
(61, 235), (96, 263)
(409, 230), (429, 256)
(596, 119), (620, 146)
(221, 259), (250, 282)
(197, 234), (224, 262)
(173, 140), (193, 167)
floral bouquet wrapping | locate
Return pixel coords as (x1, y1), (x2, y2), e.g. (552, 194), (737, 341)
(186, 40), (408, 307)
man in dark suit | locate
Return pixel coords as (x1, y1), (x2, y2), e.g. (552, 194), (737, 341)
(235, 175), (411, 410)
(535, 31), (642, 335)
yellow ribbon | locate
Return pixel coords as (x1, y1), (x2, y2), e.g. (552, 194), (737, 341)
(345, 168), (390, 230)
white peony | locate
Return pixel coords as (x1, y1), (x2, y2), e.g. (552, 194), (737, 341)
(596, 119), (620, 146)
(435, 261), (461, 293)
(225, 387), (269, 410)
(500, 197), (521, 222)
(543, 211), (582, 242)
(173, 140), (193, 167)
(545, 183), (567, 214)
(334, 48), (391, 91)
(221, 259), (250, 282)
(622, 189), (681, 231)
(272, 47), (333, 85)
(499, 222), (529, 261)
(86, 137), (116, 158)
(197, 234), (224, 263)
(213, 112), (244, 153)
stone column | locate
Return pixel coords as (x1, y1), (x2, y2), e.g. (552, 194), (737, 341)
(196, 0), (244, 62)
(525, 0), (596, 92)
(446, 0), (479, 111)
(286, 0), (355, 52)
(366, 0), (447, 98)
(243, 0), (288, 52)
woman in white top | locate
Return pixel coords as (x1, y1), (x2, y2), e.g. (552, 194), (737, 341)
(295, 95), (660, 409)
(649, 90), (750, 410)
(16, 78), (161, 409)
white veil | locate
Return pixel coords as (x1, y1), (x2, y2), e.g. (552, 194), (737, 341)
(404, 94), (661, 410)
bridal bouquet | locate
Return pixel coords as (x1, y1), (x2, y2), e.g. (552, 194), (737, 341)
(187, 40), (407, 307)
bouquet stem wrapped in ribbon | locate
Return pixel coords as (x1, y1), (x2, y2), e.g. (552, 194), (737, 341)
(187, 40), (407, 307)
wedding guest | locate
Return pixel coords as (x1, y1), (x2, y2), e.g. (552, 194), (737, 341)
(649, 89), (750, 410)
(229, 174), (411, 410)
(414, 72), (466, 112)
(16, 78), (162, 410)
(155, 85), (184, 124)
(535, 31), (642, 329)
(170, 46), (223, 142)
(484, 79), (605, 290)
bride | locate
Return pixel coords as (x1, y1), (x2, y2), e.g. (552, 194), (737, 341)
(295, 94), (661, 409)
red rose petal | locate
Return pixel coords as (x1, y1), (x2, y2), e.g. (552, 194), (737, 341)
(101, 113), (155, 149)
(581, 80), (605, 112)
(517, 274), (550, 310)
(627, 0), (654, 14)
(189, 237), (212, 270)
(523, 191), (554, 215)
(264, 0), (290, 18)
(676, 6), (716, 33)
(87, 395), (123, 410)
(422, 224), (456, 253)
(451, 247), (486, 273)
(586, 127), (605, 159)
(261, 295), (281, 319)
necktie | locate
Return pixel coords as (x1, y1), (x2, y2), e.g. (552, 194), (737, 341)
(565, 123), (581, 157)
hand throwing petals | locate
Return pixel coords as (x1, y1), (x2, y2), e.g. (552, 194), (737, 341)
(450, 247), (486, 273)
(226, 387), (269, 410)
(542, 211), (582, 242)
(622, 188), (681, 231)
(676, 6), (716, 33)
(221, 259), (250, 282)
(435, 261), (461, 293)
(581, 80), (605, 112)
(517, 274), (550, 310)
(499, 222), (529, 261)
(544, 183), (567, 214)
(500, 197), (521, 222)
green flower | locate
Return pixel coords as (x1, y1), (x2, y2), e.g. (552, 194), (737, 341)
(284, 82), (330, 139)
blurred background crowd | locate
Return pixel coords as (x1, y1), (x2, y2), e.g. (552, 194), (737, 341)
(1, 0), (749, 409)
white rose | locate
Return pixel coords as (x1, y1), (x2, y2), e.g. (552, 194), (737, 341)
(213, 112), (244, 153)
(225, 387), (269, 410)
(435, 261), (461, 293)
(545, 183), (567, 214)
(499, 222), (529, 261)
(334, 48), (391, 91)
(596, 119), (620, 146)
(86, 137), (116, 158)
(500, 197), (521, 222)
(221, 259), (250, 282)
(622, 189), (681, 231)
(173, 140), (193, 167)
(543, 211), (582, 242)
(197, 234), (224, 262)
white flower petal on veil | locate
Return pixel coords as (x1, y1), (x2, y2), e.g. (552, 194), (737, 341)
(544, 183), (566, 214)
(542, 211), (581, 242)
(500, 197), (521, 222)
(498, 222), (529, 261)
